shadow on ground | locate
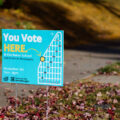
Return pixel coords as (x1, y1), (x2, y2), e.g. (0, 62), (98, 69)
(75, 0), (120, 18)
(4, 0), (120, 55)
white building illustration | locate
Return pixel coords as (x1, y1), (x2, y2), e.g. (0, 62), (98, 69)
(37, 32), (63, 86)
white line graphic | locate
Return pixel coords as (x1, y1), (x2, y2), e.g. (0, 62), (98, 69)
(37, 32), (63, 86)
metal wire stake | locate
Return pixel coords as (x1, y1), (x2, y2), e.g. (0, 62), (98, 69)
(15, 83), (18, 120)
(46, 86), (49, 120)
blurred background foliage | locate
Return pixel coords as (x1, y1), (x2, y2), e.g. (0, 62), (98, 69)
(0, 0), (3, 6)
(0, 0), (120, 52)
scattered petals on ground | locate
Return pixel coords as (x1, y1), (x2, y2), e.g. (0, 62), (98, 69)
(0, 80), (120, 119)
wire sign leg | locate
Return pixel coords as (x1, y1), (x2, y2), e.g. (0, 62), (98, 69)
(46, 86), (49, 120)
(15, 83), (18, 120)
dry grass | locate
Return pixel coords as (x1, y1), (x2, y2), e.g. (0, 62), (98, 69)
(0, 0), (120, 48)
(46, 0), (120, 38)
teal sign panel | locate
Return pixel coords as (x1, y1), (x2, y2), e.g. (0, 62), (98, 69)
(2, 29), (64, 86)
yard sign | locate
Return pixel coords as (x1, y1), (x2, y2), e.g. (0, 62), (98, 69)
(2, 29), (64, 86)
